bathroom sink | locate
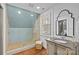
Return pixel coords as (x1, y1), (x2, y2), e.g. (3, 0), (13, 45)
(54, 40), (67, 43)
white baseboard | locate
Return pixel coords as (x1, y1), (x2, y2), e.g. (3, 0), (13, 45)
(6, 44), (35, 55)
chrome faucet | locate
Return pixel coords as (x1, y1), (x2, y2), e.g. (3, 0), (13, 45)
(61, 36), (65, 40)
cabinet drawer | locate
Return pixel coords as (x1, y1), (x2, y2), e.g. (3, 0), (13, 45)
(57, 45), (74, 55)
(57, 45), (68, 55)
(47, 41), (56, 55)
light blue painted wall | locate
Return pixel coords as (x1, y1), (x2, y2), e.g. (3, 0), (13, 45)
(7, 4), (39, 44)
(7, 4), (39, 28)
(9, 28), (33, 42)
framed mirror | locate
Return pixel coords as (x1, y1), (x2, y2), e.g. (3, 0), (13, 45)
(56, 9), (74, 36)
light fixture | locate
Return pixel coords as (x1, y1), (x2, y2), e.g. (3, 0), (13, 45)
(36, 6), (40, 9)
(30, 14), (34, 17)
(18, 11), (21, 14)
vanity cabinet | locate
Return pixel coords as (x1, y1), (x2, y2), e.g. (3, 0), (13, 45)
(47, 40), (75, 55)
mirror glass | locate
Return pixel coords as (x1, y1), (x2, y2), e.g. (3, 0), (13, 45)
(58, 19), (67, 36)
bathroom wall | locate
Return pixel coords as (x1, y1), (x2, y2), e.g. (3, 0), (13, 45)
(9, 28), (32, 42)
(7, 28), (35, 51)
(7, 4), (37, 28)
(40, 3), (79, 49)
(6, 4), (39, 51)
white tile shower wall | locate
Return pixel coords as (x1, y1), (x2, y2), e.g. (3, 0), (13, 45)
(33, 16), (40, 41)
(40, 9), (52, 49)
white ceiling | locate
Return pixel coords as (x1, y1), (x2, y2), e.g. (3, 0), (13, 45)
(8, 3), (54, 14)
